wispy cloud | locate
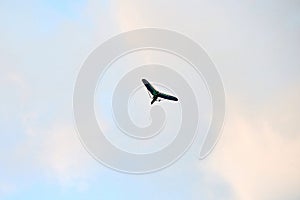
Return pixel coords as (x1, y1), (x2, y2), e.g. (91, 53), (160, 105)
(37, 125), (95, 189)
(1, 0), (300, 199)
(0, 182), (16, 198)
(2, 122), (96, 190)
(207, 89), (300, 200)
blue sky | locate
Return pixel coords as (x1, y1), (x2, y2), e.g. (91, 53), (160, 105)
(1, 1), (300, 200)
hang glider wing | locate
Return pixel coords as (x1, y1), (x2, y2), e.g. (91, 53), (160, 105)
(157, 92), (178, 101)
(142, 79), (157, 95)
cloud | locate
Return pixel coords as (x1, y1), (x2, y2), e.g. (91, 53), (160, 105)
(1, 121), (96, 193)
(0, 182), (16, 198)
(0, 0), (114, 195)
(90, 2), (300, 199)
(37, 125), (95, 189)
(1, 1), (300, 199)
(207, 91), (300, 200)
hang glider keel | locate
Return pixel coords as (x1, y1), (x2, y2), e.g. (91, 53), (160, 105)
(142, 79), (178, 105)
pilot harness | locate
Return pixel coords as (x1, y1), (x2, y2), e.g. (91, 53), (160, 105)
(147, 90), (163, 102)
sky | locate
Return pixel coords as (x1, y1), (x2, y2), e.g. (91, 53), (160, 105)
(1, 0), (300, 199)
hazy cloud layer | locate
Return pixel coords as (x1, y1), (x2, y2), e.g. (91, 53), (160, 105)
(1, 0), (299, 199)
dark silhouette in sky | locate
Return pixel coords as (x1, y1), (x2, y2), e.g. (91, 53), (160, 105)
(142, 79), (178, 105)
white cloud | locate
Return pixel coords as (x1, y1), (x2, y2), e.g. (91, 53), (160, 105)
(37, 125), (95, 189)
(2, 122), (96, 191)
(0, 182), (16, 198)
(207, 93), (300, 200)
(1, 1), (300, 199)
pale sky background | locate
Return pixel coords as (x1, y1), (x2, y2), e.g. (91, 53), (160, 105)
(1, 0), (300, 200)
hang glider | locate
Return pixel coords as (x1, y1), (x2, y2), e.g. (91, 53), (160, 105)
(142, 79), (178, 105)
